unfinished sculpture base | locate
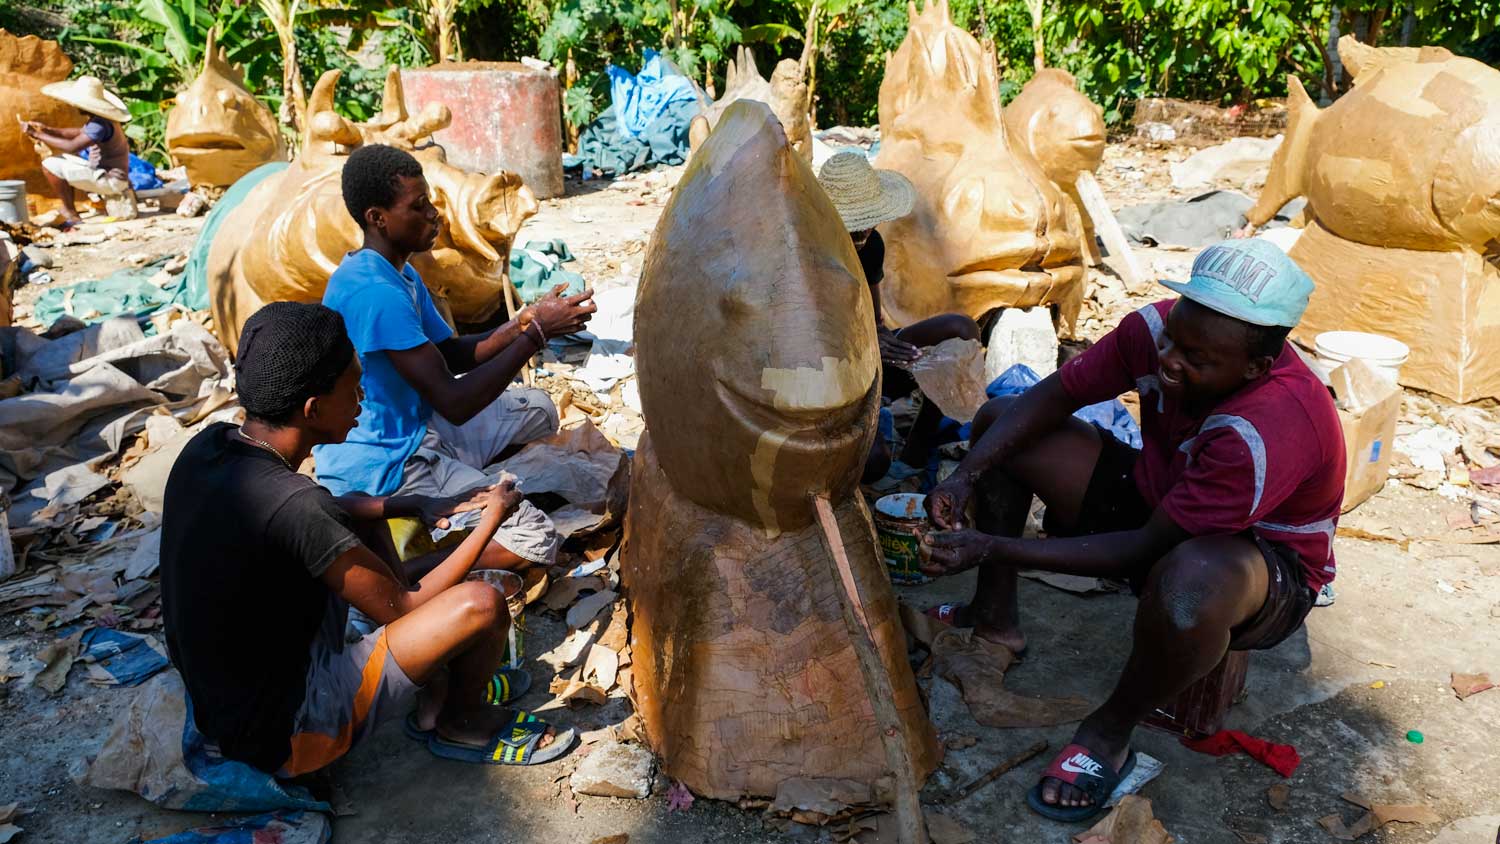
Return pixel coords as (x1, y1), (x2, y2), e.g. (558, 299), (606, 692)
(1289, 220), (1500, 403)
(621, 437), (941, 800)
(0, 30), (81, 195)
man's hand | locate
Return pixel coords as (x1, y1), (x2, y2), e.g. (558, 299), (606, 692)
(927, 472), (974, 530)
(920, 529), (1001, 577)
(418, 483), (495, 530)
(481, 479), (525, 524)
(21, 121), (40, 139)
(878, 326), (921, 368)
(529, 283), (597, 337)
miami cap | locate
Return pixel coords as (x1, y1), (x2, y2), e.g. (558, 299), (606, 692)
(1159, 238), (1314, 328)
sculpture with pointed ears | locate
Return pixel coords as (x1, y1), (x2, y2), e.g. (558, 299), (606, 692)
(205, 68), (538, 352)
(689, 46), (811, 161)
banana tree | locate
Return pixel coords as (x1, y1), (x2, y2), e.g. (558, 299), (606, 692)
(794, 0), (854, 128)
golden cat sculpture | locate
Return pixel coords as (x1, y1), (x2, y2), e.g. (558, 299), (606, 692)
(622, 100), (941, 800)
(205, 68), (537, 352)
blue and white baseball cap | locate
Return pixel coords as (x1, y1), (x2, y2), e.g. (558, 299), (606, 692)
(1159, 239), (1314, 328)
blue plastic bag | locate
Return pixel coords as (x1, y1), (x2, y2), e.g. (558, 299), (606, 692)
(961, 364), (1142, 448)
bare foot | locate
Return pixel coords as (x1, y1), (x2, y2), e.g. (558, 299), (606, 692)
(974, 622), (1028, 656)
(437, 707), (559, 749)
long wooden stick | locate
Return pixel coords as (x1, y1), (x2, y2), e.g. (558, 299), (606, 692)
(1073, 171), (1148, 293)
(812, 495), (927, 844)
(939, 739), (1048, 805)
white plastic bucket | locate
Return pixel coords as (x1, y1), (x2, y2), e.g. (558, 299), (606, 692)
(1314, 331), (1410, 384)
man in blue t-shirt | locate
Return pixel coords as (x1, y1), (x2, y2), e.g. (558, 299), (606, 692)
(315, 144), (596, 571)
(24, 75), (136, 227)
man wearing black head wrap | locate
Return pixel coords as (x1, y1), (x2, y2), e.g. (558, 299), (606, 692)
(160, 302), (575, 776)
(314, 144), (598, 575)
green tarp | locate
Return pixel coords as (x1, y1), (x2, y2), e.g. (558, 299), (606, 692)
(176, 161), (290, 312)
(510, 239), (585, 303)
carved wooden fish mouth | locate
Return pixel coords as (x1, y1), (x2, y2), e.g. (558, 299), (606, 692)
(169, 133), (248, 153)
(714, 373), (879, 453)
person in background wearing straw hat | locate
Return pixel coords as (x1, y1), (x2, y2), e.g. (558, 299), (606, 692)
(919, 239), (1343, 823)
(818, 151), (980, 481)
(21, 75), (135, 229)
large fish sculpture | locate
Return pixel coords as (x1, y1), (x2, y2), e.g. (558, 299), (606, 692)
(875, 0), (1086, 331)
(205, 68), (537, 352)
(621, 100), (941, 800)
(0, 29), (81, 195)
(1246, 36), (1500, 402)
(166, 29), (287, 190)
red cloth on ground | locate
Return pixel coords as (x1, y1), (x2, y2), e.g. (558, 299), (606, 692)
(1181, 729), (1301, 777)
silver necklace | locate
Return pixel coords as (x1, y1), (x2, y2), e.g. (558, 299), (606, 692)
(237, 428), (294, 471)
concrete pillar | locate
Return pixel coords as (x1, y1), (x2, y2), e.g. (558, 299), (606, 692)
(400, 62), (565, 199)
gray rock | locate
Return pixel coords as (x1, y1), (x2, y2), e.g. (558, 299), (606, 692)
(570, 740), (655, 799)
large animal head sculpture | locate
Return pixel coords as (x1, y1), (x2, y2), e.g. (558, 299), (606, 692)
(0, 30), (82, 195)
(206, 68), (538, 351)
(689, 47), (811, 161)
(1248, 36), (1500, 254)
(875, 0), (1084, 328)
(636, 100), (878, 535)
(166, 29), (287, 189)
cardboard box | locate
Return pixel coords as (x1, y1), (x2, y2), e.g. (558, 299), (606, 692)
(1331, 358), (1401, 513)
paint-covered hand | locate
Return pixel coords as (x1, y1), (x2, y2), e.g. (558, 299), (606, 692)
(920, 529), (1000, 577)
(420, 483), (495, 529)
(481, 479), (525, 524)
(877, 326), (921, 368)
(926, 472), (973, 530)
(530, 283), (597, 337)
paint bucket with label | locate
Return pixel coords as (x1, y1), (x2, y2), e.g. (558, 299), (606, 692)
(466, 569), (525, 667)
(0, 181), (27, 225)
(874, 492), (930, 585)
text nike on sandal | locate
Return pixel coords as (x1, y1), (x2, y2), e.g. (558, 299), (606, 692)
(1026, 743), (1138, 823)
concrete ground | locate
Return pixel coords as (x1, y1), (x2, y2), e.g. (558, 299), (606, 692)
(3, 147), (1499, 843)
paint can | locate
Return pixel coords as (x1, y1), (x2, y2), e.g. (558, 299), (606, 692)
(0, 181), (27, 225)
(873, 492), (930, 585)
(466, 569), (526, 668)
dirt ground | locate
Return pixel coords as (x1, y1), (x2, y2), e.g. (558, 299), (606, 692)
(2, 141), (1498, 844)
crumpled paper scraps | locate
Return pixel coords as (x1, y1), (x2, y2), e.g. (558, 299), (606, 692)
(1317, 793), (1441, 840)
(771, 776), (890, 826)
(907, 338), (988, 424)
(1074, 795), (1174, 844)
(930, 627), (1092, 728)
(33, 632), (81, 694)
(845, 809), (973, 844)
(1451, 671), (1494, 700)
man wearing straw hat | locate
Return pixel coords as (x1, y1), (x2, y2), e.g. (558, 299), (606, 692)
(21, 75), (135, 228)
(818, 151), (981, 479)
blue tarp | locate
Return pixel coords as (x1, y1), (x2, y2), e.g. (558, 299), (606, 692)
(606, 49), (703, 140)
(80, 627), (170, 687)
(130, 811), (330, 844)
(573, 51), (703, 176)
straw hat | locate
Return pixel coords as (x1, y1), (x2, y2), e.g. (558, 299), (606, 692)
(817, 150), (915, 232)
(41, 76), (131, 123)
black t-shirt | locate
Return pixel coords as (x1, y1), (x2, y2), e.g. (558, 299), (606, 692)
(857, 229), (886, 286)
(161, 422), (361, 772)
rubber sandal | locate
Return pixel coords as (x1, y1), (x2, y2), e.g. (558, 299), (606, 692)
(426, 709), (576, 766)
(1026, 744), (1137, 823)
(403, 668), (534, 742)
(485, 667), (532, 705)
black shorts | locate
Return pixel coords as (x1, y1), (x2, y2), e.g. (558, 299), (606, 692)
(1043, 429), (1315, 652)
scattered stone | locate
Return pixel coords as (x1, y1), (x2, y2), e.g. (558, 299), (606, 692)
(571, 740), (655, 799)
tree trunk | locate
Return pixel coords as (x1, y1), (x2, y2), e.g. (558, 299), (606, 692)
(1400, 5), (1416, 45)
(669, 0), (683, 50)
(1324, 6), (1343, 100)
(1367, 5), (1388, 46)
(799, 1), (821, 131)
(1026, 0), (1045, 70)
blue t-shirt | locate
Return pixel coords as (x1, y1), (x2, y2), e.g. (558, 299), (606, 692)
(313, 249), (454, 496)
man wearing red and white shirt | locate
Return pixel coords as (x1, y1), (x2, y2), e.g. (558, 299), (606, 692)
(920, 239), (1344, 822)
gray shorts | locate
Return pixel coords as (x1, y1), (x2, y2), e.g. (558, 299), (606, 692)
(397, 387), (561, 566)
(278, 626), (418, 777)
